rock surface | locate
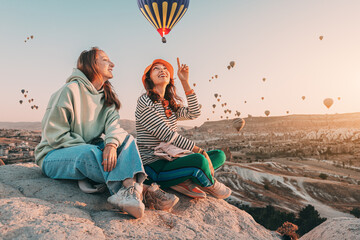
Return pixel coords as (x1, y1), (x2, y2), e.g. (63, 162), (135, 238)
(0, 163), (281, 240)
(300, 217), (360, 240)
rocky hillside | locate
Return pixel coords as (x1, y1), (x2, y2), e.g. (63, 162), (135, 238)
(0, 163), (281, 240)
(300, 217), (360, 240)
(219, 162), (360, 218)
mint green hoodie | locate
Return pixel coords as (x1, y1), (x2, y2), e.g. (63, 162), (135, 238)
(35, 69), (128, 168)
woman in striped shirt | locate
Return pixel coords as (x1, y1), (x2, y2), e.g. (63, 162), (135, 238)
(136, 58), (231, 199)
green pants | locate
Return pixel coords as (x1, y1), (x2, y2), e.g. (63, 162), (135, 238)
(144, 150), (226, 188)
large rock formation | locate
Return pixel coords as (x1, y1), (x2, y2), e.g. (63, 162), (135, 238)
(0, 163), (281, 240)
(300, 217), (360, 240)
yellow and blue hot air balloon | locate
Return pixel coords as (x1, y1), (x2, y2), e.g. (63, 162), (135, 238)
(137, 0), (190, 43)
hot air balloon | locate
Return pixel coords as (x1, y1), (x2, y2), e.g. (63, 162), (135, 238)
(30, 35), (34, 39)
(31, 106), (34, 109)
(224, 110), (227, 114)
(319, 36), (323, 40)
(286, 111), (289, 114)
(233, 118), (245, 132)
(35, 106), (39, 109)
(244, 101), (247, 104)
(265, 110), (270, 117)
(24, 40), (27, 43)
(209, 80), (211, 82)
(337, 97), (341, 100)
(24, 94), (27, 98)
(262, 78), (266, 82)
(212, 76), (214, 79)
(28, 100), (31, 103)
(323, 98), (334, 109)
(212, 111), (215, 113)
(27, 37), (29, 40)
(261, 97), (264, 100)
(302, 96), (305, 100)
(229, 61), (235, 68)
(227, 66), (231, 70)
(219, 95), (221, 98)
(19, 100), (23, 104)
(215, 75), (218, 78)
(220, 116), (223, 119)
(207, 118), (209, 121)
(21, 89), (25, 94)
(193, 83), (196, 87)
(226, 116), (229, 119)
(224, 103), (227, 106)
(137, 0), (190, 43)
(214, 93), (218, 98)
(212, 104), (216, 109)
(217, 99), (220, 102)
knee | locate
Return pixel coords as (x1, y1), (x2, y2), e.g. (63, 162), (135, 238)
(210, 150), (226, 165)
(76, 145), (102, 163)
(192, 154), (210, 169)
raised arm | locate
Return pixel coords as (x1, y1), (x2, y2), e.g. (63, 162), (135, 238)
(175, 57), (201, 120)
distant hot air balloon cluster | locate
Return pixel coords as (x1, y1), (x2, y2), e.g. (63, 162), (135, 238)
(227, 61), (235, 70)
(137, 0), (190, 43)
(202, 34), (337, 131)
(24, 35), (34, 43)
(209, 74), (218, 82)
(19, 89), (39, 110)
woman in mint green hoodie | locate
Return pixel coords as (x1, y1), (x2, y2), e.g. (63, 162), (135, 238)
(35, 47), (149, 218)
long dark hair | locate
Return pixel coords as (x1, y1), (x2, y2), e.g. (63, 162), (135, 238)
(144, 71), (183, 112)
(77, 47), (121, 110)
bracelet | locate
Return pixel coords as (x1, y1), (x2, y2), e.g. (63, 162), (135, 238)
(106, 143), (117, 149)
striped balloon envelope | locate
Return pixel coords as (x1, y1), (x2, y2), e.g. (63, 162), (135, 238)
(137, 0), (190, 42)
(232, 118), (245, 132)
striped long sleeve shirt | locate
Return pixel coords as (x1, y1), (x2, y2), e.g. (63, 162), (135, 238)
(135, 92), (201, 165)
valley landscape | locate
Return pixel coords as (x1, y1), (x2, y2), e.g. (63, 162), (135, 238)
(1, 113), (360, 222)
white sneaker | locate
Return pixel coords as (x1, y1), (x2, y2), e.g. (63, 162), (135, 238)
(107, 185), (145, 218)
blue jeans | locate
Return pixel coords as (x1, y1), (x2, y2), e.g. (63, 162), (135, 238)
(42, 135), (146, 194)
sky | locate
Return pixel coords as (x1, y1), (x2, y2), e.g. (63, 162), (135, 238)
(1, 0), (360, 126)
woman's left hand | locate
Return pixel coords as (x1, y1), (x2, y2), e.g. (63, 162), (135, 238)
(177, 57), (189, 83)
(102, 144), (117, 172)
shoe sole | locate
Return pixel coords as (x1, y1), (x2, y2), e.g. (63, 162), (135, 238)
(200, 189), (232, 199)
(170, 185), (206, 198)
(108, 196), (145, 218)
